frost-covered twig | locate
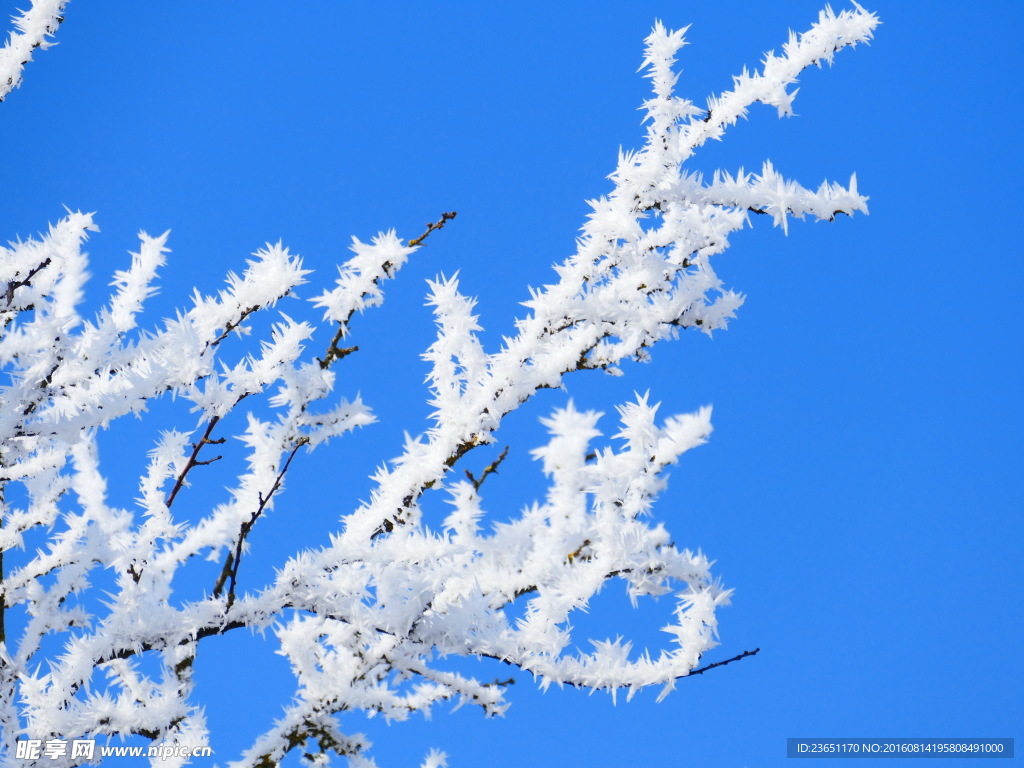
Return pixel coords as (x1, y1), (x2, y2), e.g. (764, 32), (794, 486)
(0, 0), (66, 101)
(317, 212), (457, 370)
(212, 438), (306, 609)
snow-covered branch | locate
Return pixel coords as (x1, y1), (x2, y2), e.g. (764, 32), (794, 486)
(0, 4), (877, 766)
(0, 0), (65, 101)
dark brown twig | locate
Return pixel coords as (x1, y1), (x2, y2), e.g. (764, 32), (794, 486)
(688, 647), (760, 677)
(210, 304), (261, 347)
(164, 417), (223, 508)
(408, 211), (457, 248)
(464, 446), (509, 491)
(318, 211), (457, 370)
(214, 439), (307, 609)
(4, 258), (51, 307)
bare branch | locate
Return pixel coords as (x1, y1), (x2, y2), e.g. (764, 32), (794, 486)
(214, 439), (307, 609)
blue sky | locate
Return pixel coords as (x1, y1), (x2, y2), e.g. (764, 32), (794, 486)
(2, 2), (1021, 766)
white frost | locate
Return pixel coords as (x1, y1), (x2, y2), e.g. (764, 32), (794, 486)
(0, 3), (877, 766)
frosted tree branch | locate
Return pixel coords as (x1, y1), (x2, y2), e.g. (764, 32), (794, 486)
(0, 0), (66, 101)
(0, 4), (877, 766)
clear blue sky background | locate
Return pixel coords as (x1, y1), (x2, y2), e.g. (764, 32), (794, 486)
(2, 2), (1020, 766)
